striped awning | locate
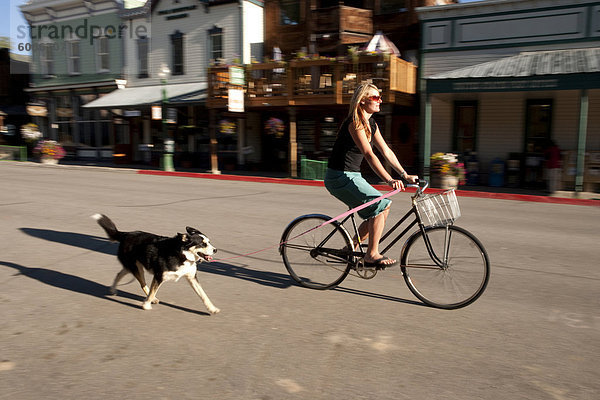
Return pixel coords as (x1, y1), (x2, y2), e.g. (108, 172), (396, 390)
(426, 48), (600, 93)
(82, 82), (207, 108)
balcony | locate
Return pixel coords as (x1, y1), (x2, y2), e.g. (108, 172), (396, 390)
(206, 54), (417, 109)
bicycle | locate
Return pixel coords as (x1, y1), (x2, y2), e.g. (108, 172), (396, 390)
(279, 180), (490, 309)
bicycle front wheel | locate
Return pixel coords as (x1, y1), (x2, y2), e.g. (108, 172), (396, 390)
(401, 225), (490, 309)
(280, 214), (352, 290)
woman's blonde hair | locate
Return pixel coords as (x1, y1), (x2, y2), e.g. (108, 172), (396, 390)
(347, 82), (379, 140)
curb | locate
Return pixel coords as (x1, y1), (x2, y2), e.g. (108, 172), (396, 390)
(138, 170), (599, 207)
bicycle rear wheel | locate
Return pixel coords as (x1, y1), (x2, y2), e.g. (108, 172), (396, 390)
(280, 214), (352, 290)
(401, 225), (489, 309)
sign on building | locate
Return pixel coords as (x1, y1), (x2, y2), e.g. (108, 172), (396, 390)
(228, 88), (244, 112)
(167, 108), (177, 124)
(229, 66), (245, 86)
(151, 106), (162, 120)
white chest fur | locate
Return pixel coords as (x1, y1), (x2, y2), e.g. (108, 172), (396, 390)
(162, 259), (197, 282)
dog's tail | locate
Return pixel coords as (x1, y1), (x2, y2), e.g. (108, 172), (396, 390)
(91, 214), (122, 242)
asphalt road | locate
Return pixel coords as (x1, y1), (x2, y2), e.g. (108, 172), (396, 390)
(1, 162), (599, 400)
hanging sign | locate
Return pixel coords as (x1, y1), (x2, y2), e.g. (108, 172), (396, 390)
(167, 108), (177, 124)
(27, 105), (48, 117)
(229, 66), (245, 85)
(228, 88), (244, 112)
(151, 106), (162, 120)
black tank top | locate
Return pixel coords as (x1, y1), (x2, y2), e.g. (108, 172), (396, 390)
(327, 118), (377, 172)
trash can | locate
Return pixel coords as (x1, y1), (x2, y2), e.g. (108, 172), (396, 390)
(138, 144), (153, 164)
(489, 158), (505, 187)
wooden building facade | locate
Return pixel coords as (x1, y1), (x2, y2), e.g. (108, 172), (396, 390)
(418, 0), (600, 192)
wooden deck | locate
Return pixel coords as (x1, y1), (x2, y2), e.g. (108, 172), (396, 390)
(207, 54), (417, 109)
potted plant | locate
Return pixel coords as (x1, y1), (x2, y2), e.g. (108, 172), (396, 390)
(20, 123), (42, 157)
(430, 152), (466, 189)
(33, 140), (66, 164)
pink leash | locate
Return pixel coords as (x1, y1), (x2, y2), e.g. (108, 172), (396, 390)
(210, 188), (402, 263)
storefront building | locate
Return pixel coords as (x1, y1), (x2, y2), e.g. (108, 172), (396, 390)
(20, 0), (125, 158)
(418, 0), (600, 192)
(83, 0), (264, 170)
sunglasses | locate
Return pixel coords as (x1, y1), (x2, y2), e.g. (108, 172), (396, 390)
(366, 95), (382, 102)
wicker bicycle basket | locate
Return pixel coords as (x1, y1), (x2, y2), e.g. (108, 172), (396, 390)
(415, 189), (461, 228)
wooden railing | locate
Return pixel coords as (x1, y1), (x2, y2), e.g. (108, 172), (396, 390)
(206, 54), (417, 109)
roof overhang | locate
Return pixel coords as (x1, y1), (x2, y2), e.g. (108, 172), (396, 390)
(82, 82), (207, 108)
(426, 48), (600, 93)
(25, 80), (117, 93)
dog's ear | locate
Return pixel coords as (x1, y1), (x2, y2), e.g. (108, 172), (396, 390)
(186, 226), (201, 235)
(178, 233), (188, 241)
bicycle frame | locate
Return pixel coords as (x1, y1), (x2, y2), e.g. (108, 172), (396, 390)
(339, 190), (451, 270)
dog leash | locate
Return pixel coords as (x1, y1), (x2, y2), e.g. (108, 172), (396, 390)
(210, 187), (402, 263)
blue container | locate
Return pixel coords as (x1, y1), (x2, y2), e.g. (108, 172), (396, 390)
(489, 158), (505, 187)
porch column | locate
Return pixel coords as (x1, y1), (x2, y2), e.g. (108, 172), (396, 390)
(209, 108), (220, 174)
(187, 106), (195, 152)
(423, 92), (432, 181)
(72, 93), (80, 145)
(381, 103), (393, 174)
(143, 117), (151, 144)
(237, 117), (245, 166)
(49, 97), (57, 141)
(575, 89), (589, 193)
(288, 106), (298, 177)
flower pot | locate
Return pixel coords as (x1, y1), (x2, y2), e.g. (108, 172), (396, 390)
(40, 157), (58, 165)
(431, 175), (458, 189)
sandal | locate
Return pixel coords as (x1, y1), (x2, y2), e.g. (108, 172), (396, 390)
(363, 256), (398, 269)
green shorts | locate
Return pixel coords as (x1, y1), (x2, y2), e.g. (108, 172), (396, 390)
(324, 168), (391, 220)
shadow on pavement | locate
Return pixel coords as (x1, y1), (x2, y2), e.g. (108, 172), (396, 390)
(0, 261), (210, 316)
(202, 261), (295, 289)
(17, 227), (424, 307)
(20, 227), (117, 256)
(203, 262), (423, 307)
(334, 286), (425, 307)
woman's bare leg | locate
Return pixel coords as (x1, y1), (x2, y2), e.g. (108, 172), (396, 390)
(365, 207), (395, 265)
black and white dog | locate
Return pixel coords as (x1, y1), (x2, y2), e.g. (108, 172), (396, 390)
(92, 214), (219, 314)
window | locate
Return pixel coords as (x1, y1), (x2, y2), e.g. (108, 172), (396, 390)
(40, 42), (54, 76)
(280, 0), (300, 25)
(453, 101), (478, 154)
(95, 35), (110, 72)
(525, 99), (552, 154)
(208, 26), (223, 63)
(66, 35), (80, 74)
(524, 99), (553, 187)
(137, 38), (149, 78)
(380, 0), (407, 14)
(171, 31), (184, 75)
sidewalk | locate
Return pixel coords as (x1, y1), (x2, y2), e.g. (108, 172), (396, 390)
(43, 161), (600, 207)
(11, 160), (600, 206)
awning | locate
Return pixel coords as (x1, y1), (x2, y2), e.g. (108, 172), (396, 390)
(426, 48), (600, 93)
(82, 82), (207, 108)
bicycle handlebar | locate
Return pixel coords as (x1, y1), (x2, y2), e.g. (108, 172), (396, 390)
(404, 178), (429, 194)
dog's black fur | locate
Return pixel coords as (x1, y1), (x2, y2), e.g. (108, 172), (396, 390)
(92, 214), (219, 314)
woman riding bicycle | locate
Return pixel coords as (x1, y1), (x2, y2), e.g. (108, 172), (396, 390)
(324, 83), (417, 268)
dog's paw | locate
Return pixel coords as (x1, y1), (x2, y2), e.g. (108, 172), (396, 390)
(108, 287), (117, 296)
(142, 302), (152, 310)
(209, 307), (220, 315)
(151, 298), (160, 304)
